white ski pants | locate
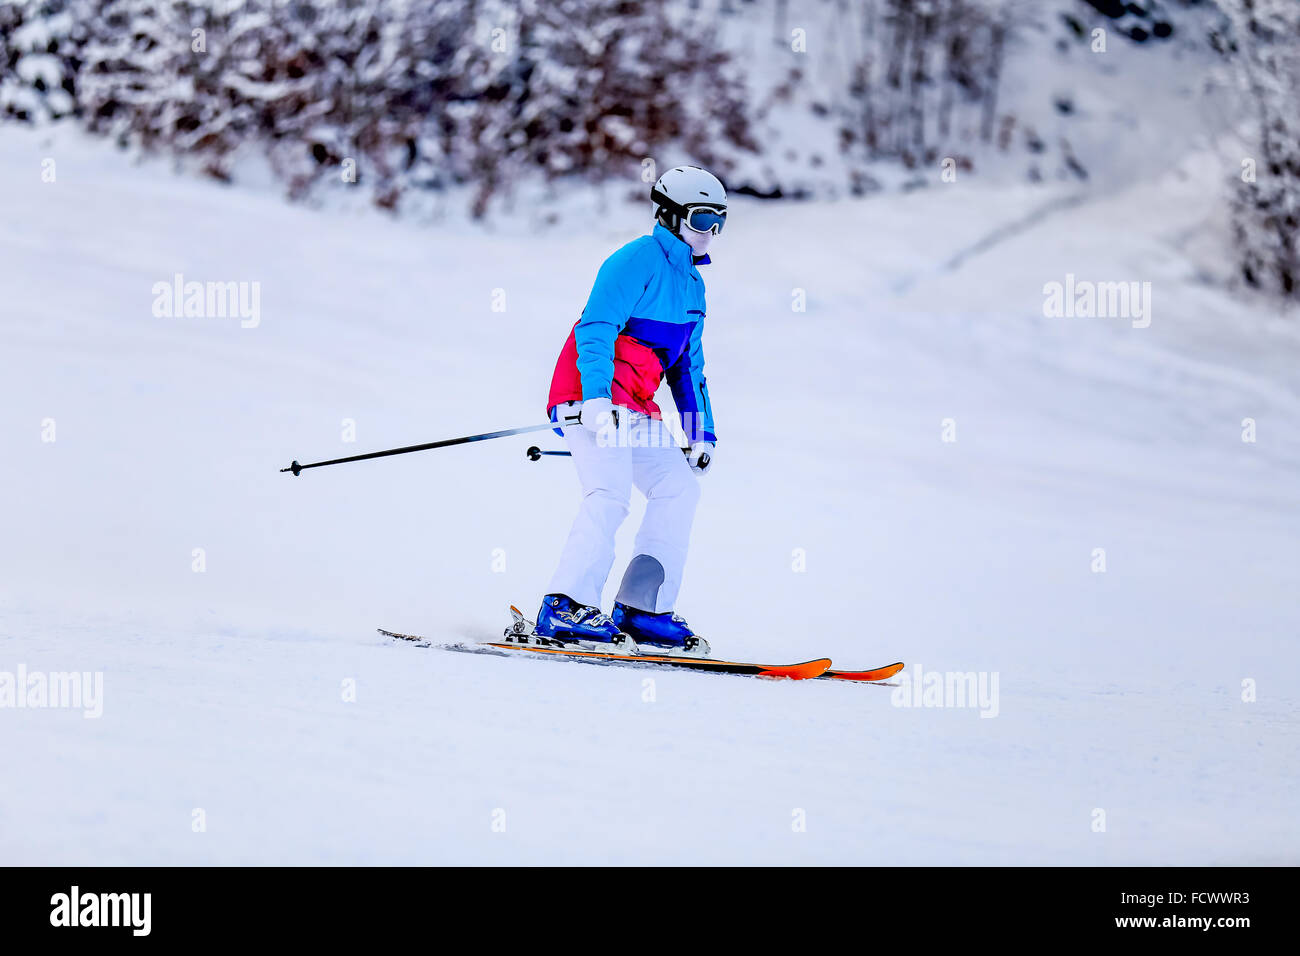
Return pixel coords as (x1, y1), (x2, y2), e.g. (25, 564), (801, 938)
(547, 404), (700, 613)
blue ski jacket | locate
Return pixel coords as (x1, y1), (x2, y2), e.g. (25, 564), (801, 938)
(547, 224), (716, 443)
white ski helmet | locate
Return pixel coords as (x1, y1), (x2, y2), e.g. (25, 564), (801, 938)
(651, 165), (728, 234)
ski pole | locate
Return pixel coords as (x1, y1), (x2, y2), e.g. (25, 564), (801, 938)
(281, 421), (560, 476)
(526, 444), (710, 469)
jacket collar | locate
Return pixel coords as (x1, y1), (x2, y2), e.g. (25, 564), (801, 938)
(652, 223), (709, 271)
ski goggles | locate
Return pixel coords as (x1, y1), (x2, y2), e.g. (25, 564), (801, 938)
(683, 205), (727, 235)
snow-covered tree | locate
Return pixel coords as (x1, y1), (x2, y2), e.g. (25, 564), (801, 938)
(1218, 0), (1300, 297)
(815, 0), (1023, 180)
(454, 0), (756, 214)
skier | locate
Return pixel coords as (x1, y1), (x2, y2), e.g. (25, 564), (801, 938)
(534, 165), (727, 656)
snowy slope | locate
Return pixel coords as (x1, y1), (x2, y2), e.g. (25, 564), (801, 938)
(1, 124), (1298, 864)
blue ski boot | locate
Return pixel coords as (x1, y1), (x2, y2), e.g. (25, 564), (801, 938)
(610, 603), (711, 657)
(533, 594), (636, 652)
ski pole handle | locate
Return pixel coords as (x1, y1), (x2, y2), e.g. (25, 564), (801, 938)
(526, 446), (571, 461)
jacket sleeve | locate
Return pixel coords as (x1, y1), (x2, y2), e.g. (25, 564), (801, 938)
(574, 243), (654, 400)
(665, 317), (717, 443)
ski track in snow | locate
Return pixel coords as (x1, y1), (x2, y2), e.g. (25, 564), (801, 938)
(1, 126), (1298, 864)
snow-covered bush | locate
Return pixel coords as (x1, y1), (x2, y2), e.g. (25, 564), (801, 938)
(0, 0), (81, 122)
(1073, 0), (1176, 44)
(2, 0), (755, 214)
(73, 1), (477, 199)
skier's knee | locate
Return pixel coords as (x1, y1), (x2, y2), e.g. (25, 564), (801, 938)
(647, 469), (700, 508)
(676, 473), (702, 510)
(585, 486), (631, 521)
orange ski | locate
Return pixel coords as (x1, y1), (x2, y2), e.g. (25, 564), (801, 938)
(818, 662), (905, 683)
(479, 642), (831, 679)
(381, 629), (831, 680)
